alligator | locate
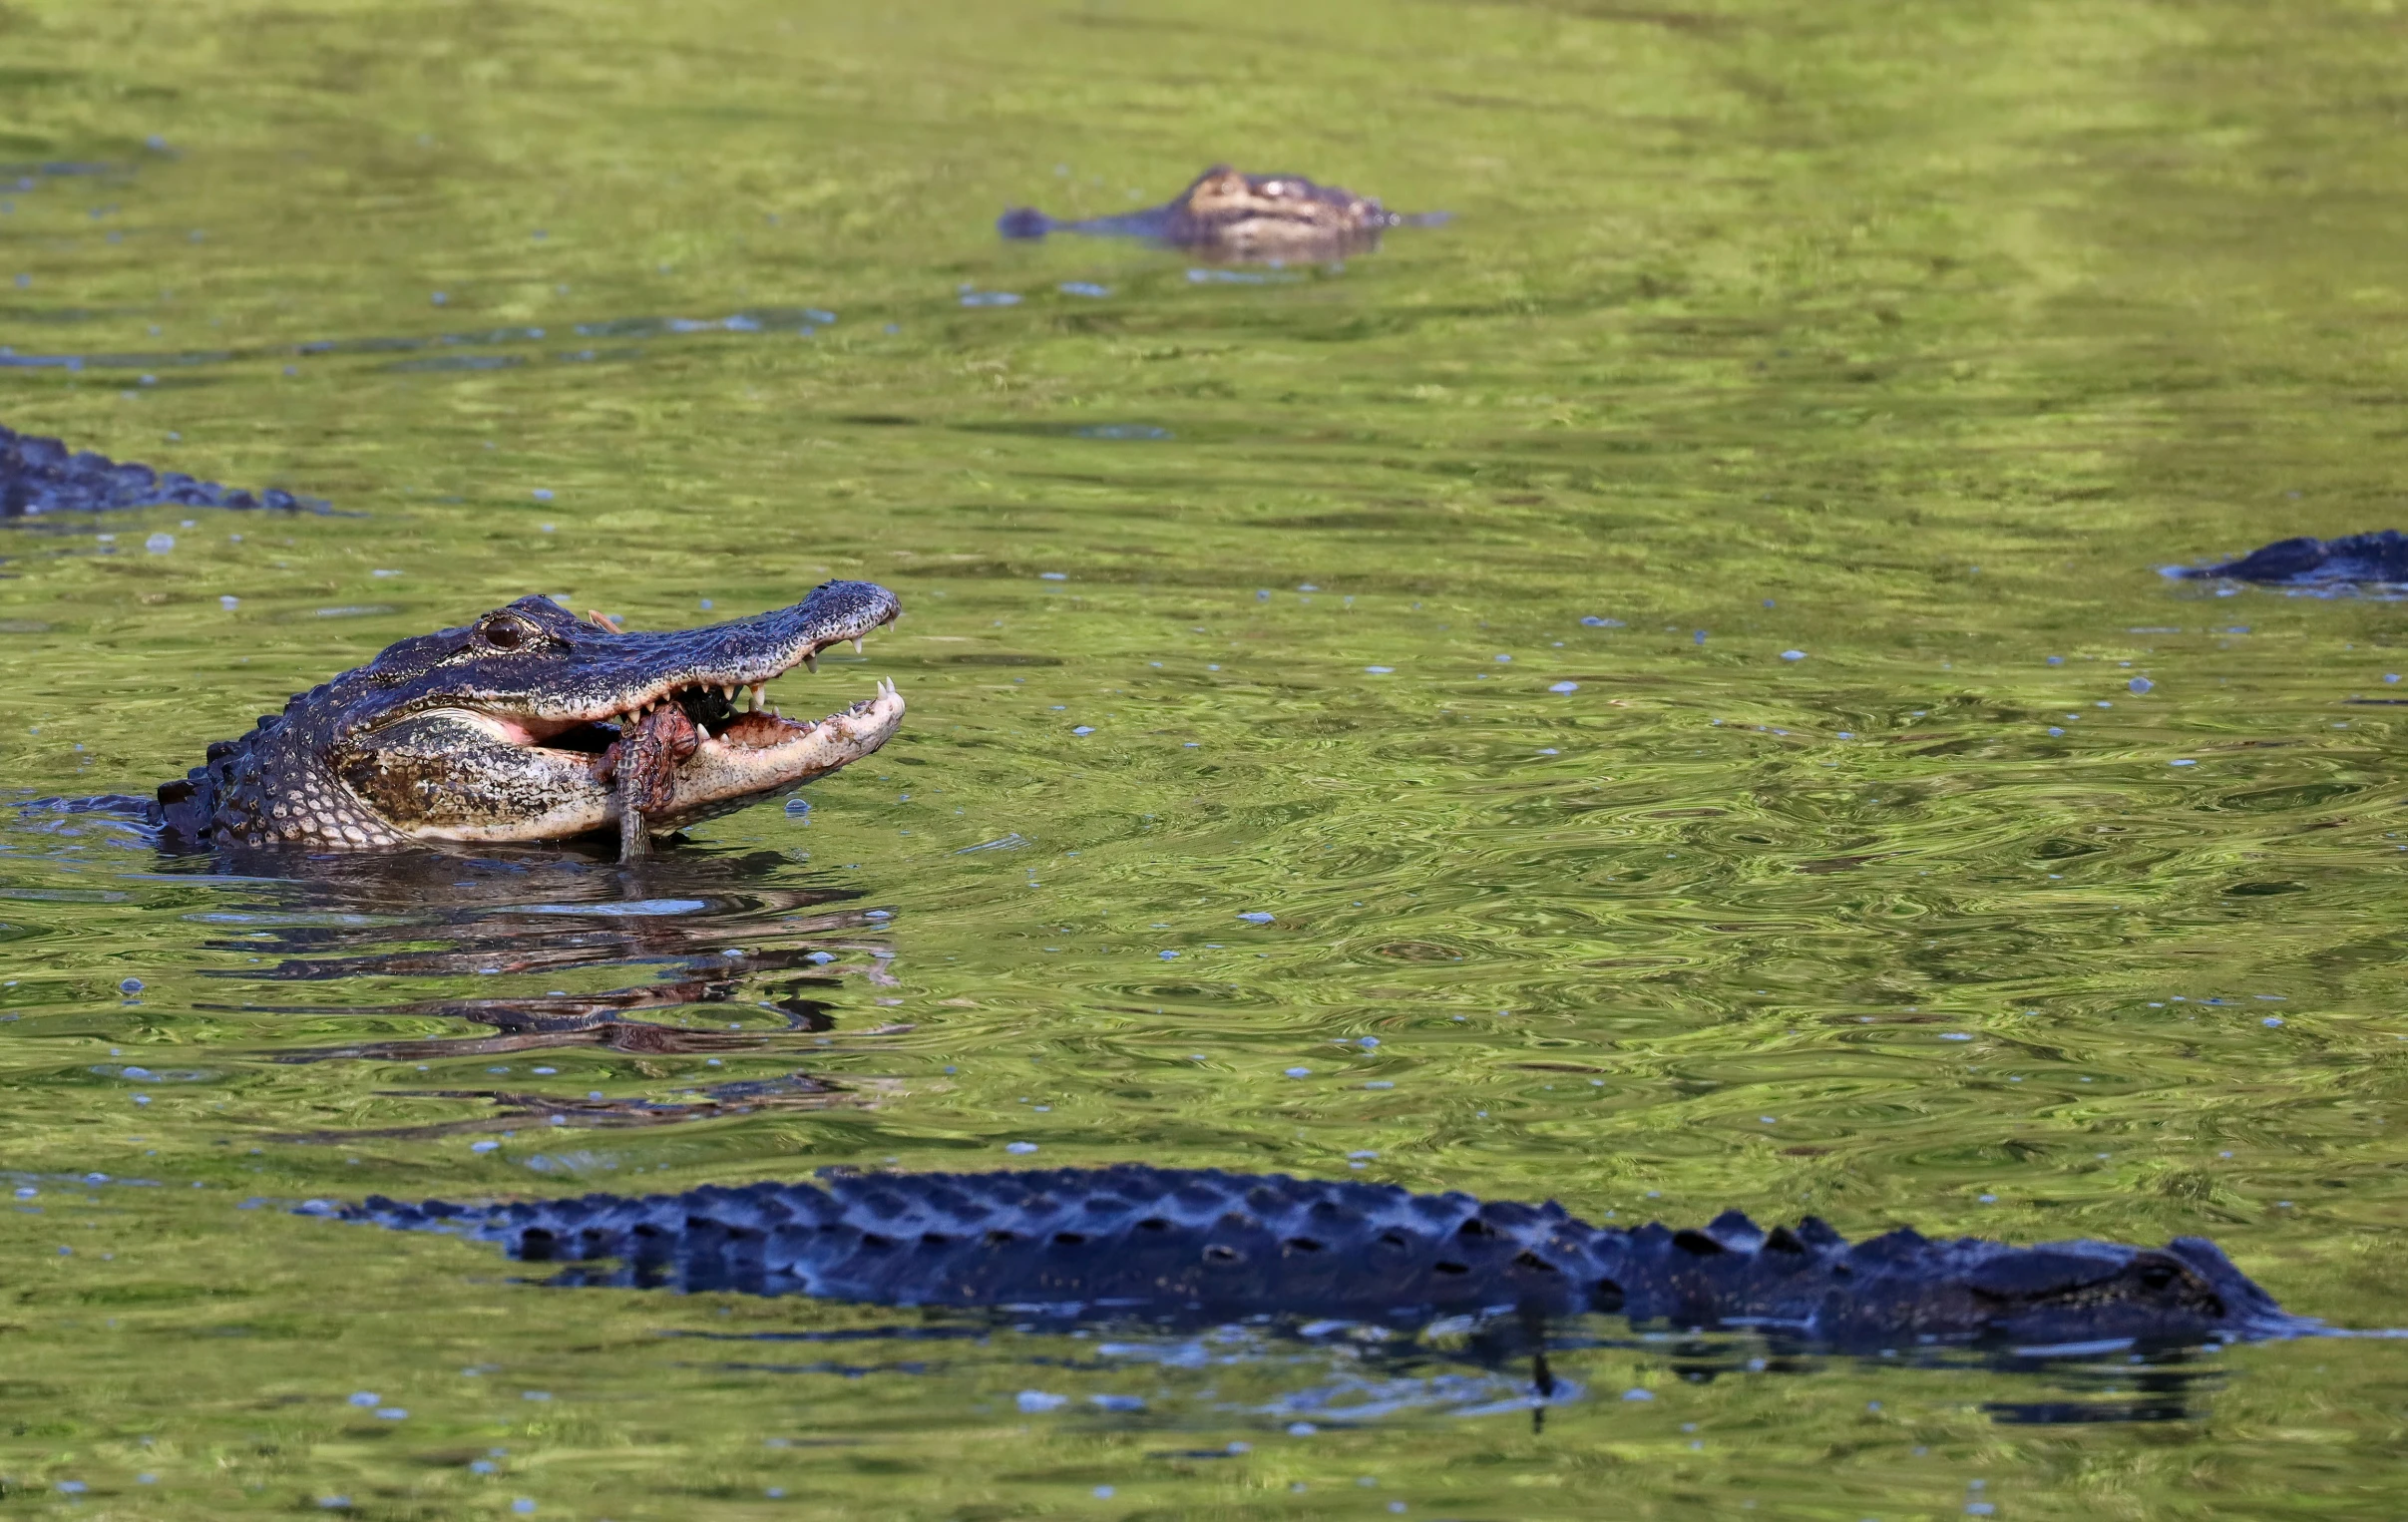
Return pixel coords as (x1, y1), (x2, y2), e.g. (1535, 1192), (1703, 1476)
(151, 582), (904, 862)
(2168, 530), (2408, 587)
(997, 166), (1447, 261)
(331, 1164), (2315, 1349)
(2, 420), (324, 517)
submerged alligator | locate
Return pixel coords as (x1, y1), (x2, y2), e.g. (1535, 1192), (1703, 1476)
(3, 421), (324, 517)
(333, 1164), (2313, 1348)
(153, 582), (903, 861)
(2169, 530), (2408, 587)
(998, 166), (1446, 261)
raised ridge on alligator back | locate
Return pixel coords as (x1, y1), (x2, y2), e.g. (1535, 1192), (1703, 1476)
(2, 420), (326, 517)
(998, 166), (1448, 261)
(331, 1164), (2316, 1349)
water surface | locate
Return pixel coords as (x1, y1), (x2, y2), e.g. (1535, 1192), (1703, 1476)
(5, 0), (2408, 1515)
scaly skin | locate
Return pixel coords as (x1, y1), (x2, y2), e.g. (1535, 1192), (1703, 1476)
(154, 582), (904, 858)
(329, 1165), (2315, 1348)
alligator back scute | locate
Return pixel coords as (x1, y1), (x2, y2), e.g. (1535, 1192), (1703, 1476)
(1705, 1209), (1766, 1252)
(1848, 1226), (1930, 1265)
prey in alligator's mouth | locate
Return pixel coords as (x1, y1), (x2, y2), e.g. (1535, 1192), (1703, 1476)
(158, 579), (907, 859)
(469, 669), (904, 863)
(382, 586), (906, 861)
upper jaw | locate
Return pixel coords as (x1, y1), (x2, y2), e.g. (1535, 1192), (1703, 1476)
(443, 579), (901, 730)
(556, 577), (901, 725)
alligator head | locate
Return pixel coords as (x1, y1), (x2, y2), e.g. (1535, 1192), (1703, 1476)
(158, 579), (904, 860)
(998, 165), (1446, 261)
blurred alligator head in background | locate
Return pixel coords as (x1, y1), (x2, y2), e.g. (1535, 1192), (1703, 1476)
(998, 165), (1449, 261)
(155, 581), (904, 861)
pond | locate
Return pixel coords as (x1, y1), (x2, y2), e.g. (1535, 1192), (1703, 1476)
(4, 0), (2407, 1515)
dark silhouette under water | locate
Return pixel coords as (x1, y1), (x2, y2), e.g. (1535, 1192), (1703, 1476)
(2170, 530), (2408, 586)
(331, 1164), (2313, 1349)
(2, 420), (325, 517)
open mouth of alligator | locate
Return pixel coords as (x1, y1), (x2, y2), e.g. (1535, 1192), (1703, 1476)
(488, 661), (894, 759)
(424, 598), (906, 853)
(508, 673), (905, 785)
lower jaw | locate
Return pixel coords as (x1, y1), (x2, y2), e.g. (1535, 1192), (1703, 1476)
(404, 684), (906, 844)
(638, 693), (904, 826)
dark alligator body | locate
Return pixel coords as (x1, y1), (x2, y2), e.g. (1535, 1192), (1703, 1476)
(3, 420), (326, 517)
(999, 166), (1448, 261)
(335, 1164), (2314, 1350)
(2169, 530), (2408, 587)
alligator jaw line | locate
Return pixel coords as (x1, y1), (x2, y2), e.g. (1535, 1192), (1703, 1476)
(609, 677), (905, 863)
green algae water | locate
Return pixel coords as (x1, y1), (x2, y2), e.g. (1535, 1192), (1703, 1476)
(8, 0), (2408, 1514)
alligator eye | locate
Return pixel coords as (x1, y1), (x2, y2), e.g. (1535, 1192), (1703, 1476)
(479, 618), (527, 649)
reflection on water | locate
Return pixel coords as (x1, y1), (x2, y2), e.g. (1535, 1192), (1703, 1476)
(176, 844), (899, 1113)
(1, 301), (843, 386)
(7, 0), (2408, 1512)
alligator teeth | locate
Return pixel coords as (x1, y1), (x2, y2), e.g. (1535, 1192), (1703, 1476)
(852, 636), (865, 654)
(803, 652), (817, 673)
